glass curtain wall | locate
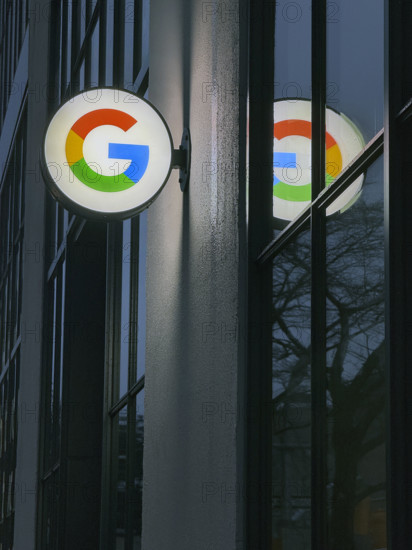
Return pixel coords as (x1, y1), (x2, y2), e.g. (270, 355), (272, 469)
(0, 4), (29, 549)
(0, 1), (28, 129)
(38, 1), (149, 548)
(0, 116), (27, 550)
(249, 1), (386, 549)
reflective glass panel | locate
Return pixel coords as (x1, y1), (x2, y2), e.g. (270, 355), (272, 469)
(326, 156), (386, 550)
(326, 0), (384, 143)
(273, 1), (311, 230)
(132, 390), (144, 549)
(272, 229), (311, 550)
(115, 406), (128, 549)
(119, 220), (131, 398)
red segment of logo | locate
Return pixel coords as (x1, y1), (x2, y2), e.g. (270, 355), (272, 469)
(274, 119), (337, 149)
(71, 108), (137, 139)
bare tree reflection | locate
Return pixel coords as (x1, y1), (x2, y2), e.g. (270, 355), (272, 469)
(272, 189), (385, 550)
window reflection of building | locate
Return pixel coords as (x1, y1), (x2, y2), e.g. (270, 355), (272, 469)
(251, 1), (387, 549)
(270, 142), (386, 550)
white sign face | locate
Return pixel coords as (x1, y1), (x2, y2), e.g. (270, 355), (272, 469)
(273, 100), (365, 222)
(43, 89), (173, 219)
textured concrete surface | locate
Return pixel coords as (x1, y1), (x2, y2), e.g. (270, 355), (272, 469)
(143, 0), (247, 548)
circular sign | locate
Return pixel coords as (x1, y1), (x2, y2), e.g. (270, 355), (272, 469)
(273, 99), (365, 222)
(43, 88), (173, 219)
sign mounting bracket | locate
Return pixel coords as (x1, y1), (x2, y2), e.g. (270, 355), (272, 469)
(171, 127), (191, 191)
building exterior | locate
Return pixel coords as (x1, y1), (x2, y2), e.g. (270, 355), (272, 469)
(0, 0), (410, 549)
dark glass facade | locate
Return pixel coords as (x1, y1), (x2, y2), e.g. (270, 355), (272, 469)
(266, 2), (386, 548)
(37, 2), (149, 548)
(246, 1), (410, 549)
(0, 117), (26, 550)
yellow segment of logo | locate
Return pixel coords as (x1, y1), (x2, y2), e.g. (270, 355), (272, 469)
(65, 129), (84, 166)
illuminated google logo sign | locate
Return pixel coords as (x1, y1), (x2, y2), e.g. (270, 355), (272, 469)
(43, 89), (173, 219)
(65, 108), (149, 192)
(273, 100), (365, 222)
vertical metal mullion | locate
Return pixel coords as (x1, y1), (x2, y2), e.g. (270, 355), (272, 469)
(247, 0), (274, 549)
(125, 218), (140, 549)
(100, 224), (118, 550)
(311, 0), (326, 202)
(125, 220), (136, 550)
(129, 217), (139, 387)
(385, 1), (408, 549)
(311, 1), (327, 549)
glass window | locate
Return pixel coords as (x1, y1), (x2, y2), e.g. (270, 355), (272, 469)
(251, 0), (386, 548)
(0, 113), (26, 550)
(272, 229), (311, 549)
(273, 1), (311, 230)
(326, 157), (385, 550)
(114, 405), (128, 550)
(326, 0), (384, 143)
(88, 18), (100, 87)
(119, 220), (132, 398)
(132, 390), (145, 548)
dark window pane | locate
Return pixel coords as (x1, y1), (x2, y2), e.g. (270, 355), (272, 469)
(41, 472), (60, 550)
(124, 0), (135, 86)
(273, 1), (312, 229)
(119, 219), (131, 398)
(63, 0), (73, 90)
(132, 390), (144, 549)
(89, 18), (99, 87)
(114, 406), (128, 549)
(326, 156), (386, 550)
(327, 0), (384, 143)
(272, 229), (311, 550)
(133, 0), (144, 81)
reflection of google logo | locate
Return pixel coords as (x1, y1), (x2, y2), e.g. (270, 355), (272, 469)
(66, 109), (149, 192)
(273, 119), (342, 202)
(273, 100), (365, 222)
(43, 89), (173, 219)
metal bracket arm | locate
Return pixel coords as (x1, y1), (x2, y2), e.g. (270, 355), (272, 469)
(171, 128), (191, 191)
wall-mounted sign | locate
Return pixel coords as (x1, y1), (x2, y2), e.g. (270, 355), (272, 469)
(273, 99), (365, 222)
(42, 88), (181, 219)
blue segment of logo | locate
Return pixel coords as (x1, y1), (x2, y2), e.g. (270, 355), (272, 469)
(273, 152), (297, 185)
(108, 143), (150, 184)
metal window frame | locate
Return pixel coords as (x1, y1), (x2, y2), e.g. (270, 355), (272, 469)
(384, 0), (412, 547)
(246, 1), (274, 548)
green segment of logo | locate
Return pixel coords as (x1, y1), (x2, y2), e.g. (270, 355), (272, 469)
(273, 173), (335, 201)
(70, 157), (135, 192)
